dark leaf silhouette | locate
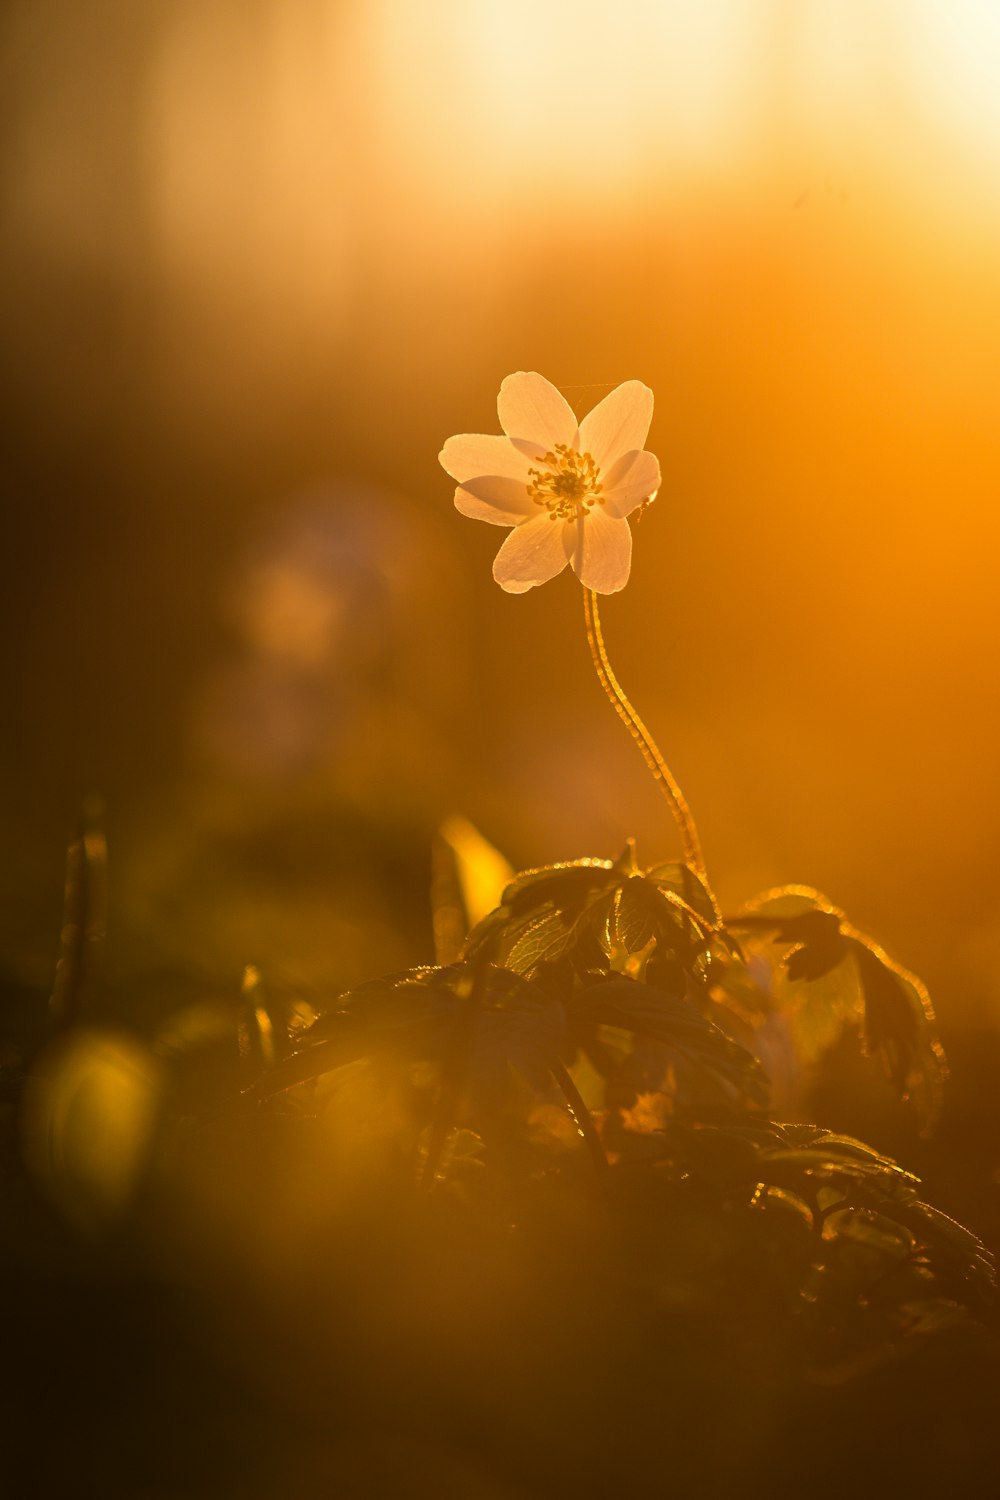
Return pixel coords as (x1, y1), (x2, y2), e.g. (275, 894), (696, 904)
(464, 858), (622, 977)
(583, 977), (768, 1106)
(725, 886), (945, 1128)
(654, 1118), (996, 1373)
(727, 887), (850, 984)
(243, 963), (566, 1105)
(464, 854), (720, 997)
(850, 941), (946, 1130)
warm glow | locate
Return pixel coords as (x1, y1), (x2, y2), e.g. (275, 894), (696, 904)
(22, 1031), (163, 1230)
(365, 0), (1000, 223)
(3, 4), (1000, 1490)
(438, 814), (514, 929)
(230, 562), (346, 667)
(906, 0), (1000, 154)
(369, 0), (755, 203)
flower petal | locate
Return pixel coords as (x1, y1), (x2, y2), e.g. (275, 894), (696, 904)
(454, 478), (536, 527)
(439, 433), (534, 484)
(568, 508), (633, 594)
(602, 449), (661, 519)
(497, 372), (578, 457)
(492, 513), (572, 593)
(578, 381), (654, 472)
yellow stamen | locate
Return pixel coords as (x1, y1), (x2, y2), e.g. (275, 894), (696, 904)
(527, 443), (603, 520)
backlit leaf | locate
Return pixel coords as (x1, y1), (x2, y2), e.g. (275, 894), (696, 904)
(586, 978), (768, 1106)
(851, 940), (946, 1131)
(243, 963), (566, 1107)
(725, 886), (945, 1127)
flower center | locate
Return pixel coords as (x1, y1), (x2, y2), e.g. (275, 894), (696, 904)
(527, 444), (604, 520)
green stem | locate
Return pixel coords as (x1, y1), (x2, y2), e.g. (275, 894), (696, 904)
(582, 588), (709, 887)
(548, 1058), (608, 1175)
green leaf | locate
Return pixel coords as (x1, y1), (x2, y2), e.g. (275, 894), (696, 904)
(302, 966), (455, 1046)
(463, 859), (621, 978)
(645, 861), (720, 931)
(601, 879), (683, 990)
(607, 877), (662, 956)
(586, 978), (769, 1106)
(464, 858), (723, 1004)
(241, 963), (567, 1107)
(498, 859), (617, 915)
(503, 908), (580, 975)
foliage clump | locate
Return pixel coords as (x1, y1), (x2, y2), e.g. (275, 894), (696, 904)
(5, 814), (997, 1495)
(231, 829), (986, 1384)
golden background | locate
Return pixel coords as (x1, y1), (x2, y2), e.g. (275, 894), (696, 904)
(3, 0), (1000, 1051)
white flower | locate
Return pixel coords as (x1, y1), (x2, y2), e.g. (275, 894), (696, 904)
(439, 372), (660, 595)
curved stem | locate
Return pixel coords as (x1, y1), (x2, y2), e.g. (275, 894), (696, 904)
(583, 587), (709, 886)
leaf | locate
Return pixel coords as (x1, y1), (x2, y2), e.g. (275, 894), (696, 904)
(499, 859), (617, 915)
(586, 978), (769, 1106)
(240, 966), (456, 1100)
(727, 886), (946, 1129)
(775, 1125), (912, 1173)
(670, 1122), (925, 1217)
(787, 958), (866, 1063)
(242, 963), (566, 1107)
(302, 966), (455, 1047)
(504, 908), (580, 975)
(464, 859), (621, 978)
(728, 886), (850, 983)
(820, 1206), (916, 1259)
(850, 939), (946, 1132)
(607, 877), (662, 957)
(675, 1122), (993, 1305)
(471, 963), (567, 1090)
(432, 816), (514, 963)
(892, 1201), (996, 1303)
(645, 861), (720, 931)
(464, 858), (724, 1006)
(600, 879), (681, 990)
(724, 899), (865, 1072)
(759, 1184), (815, 1222)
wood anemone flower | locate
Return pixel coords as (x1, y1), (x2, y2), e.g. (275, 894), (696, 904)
(439, 372), (660, 594)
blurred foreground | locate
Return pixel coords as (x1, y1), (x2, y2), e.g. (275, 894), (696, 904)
(3, 817), (1000, 1497)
